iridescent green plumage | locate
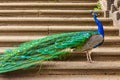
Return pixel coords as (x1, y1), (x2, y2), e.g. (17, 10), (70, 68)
(0, 31), (100, 73)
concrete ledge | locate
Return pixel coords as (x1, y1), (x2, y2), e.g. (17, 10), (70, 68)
(0, 26), (49, 31)
(0, 17), (112, 21)
(0, 26), (116, 31)
(0, 3), (97, 10)
(40, 61), (120, 69)
(49, 26), (118, 36)
(1, 47), (120, 55)
(0, 36), (119, 47)
(0, 17), (113, 26)
(0, 0), (98, 3)
(0, 75), (120, 80)
(0, 3), (97, 6)
(0, 10), (104, 17)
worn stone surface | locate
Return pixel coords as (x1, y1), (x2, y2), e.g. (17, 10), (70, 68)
(109, 0), (120, 33)
(114, 0), (120, 8)
(99, 0), (108, 10)
(100, 0), (115, 10)
(111, 11), (120, 35)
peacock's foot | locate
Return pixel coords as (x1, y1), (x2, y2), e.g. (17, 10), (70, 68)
(86, 50), (93, 63)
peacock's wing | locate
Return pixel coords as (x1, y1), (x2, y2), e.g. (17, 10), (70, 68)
(81, 35), (104, 51)
(0, 31), (99, 73)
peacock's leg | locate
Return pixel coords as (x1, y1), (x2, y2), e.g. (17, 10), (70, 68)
(86, 50), (92, 63)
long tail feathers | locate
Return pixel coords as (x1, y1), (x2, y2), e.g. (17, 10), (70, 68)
(0, 31), (96, 73)
(0, 33), (74, 73)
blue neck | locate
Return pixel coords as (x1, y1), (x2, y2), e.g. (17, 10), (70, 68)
(94, 14), (104, 38)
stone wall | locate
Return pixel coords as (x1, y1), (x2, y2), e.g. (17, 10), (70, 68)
(99, 0), (114, 17)
(100, 0), (120, 35)
(99, 0), (114, 10)
(110, 0), (120, 35)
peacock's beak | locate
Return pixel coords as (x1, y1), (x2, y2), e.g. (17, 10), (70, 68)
(90, 10), (94, 16)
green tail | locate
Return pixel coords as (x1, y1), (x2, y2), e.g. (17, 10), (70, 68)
(0, 31), (99, 73)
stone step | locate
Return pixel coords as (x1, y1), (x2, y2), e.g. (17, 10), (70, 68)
(0, 36), (119, 47)
(103, 36), (120, 47)
(0, 10), (104, 17)
(49, 26), (118, 36)
(0, 56), (120, 70)
(0, 3), (97, 10)
(0, 17), (113, 26)
(0, 26), (118, 36)
(1, 75), (119, 80)
(0, 0), (98, 3)
(37, 69), (120, 75)
(33, 61), (120, 69)
(1, 47), (120, 56)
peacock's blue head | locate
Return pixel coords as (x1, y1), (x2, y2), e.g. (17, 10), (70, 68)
(90, 11), (99, 18)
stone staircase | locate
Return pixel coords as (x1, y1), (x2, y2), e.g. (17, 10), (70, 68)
(0, 0), (120, 80)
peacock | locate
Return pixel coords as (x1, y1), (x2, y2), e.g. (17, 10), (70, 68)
(0, 12), (104, 73)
